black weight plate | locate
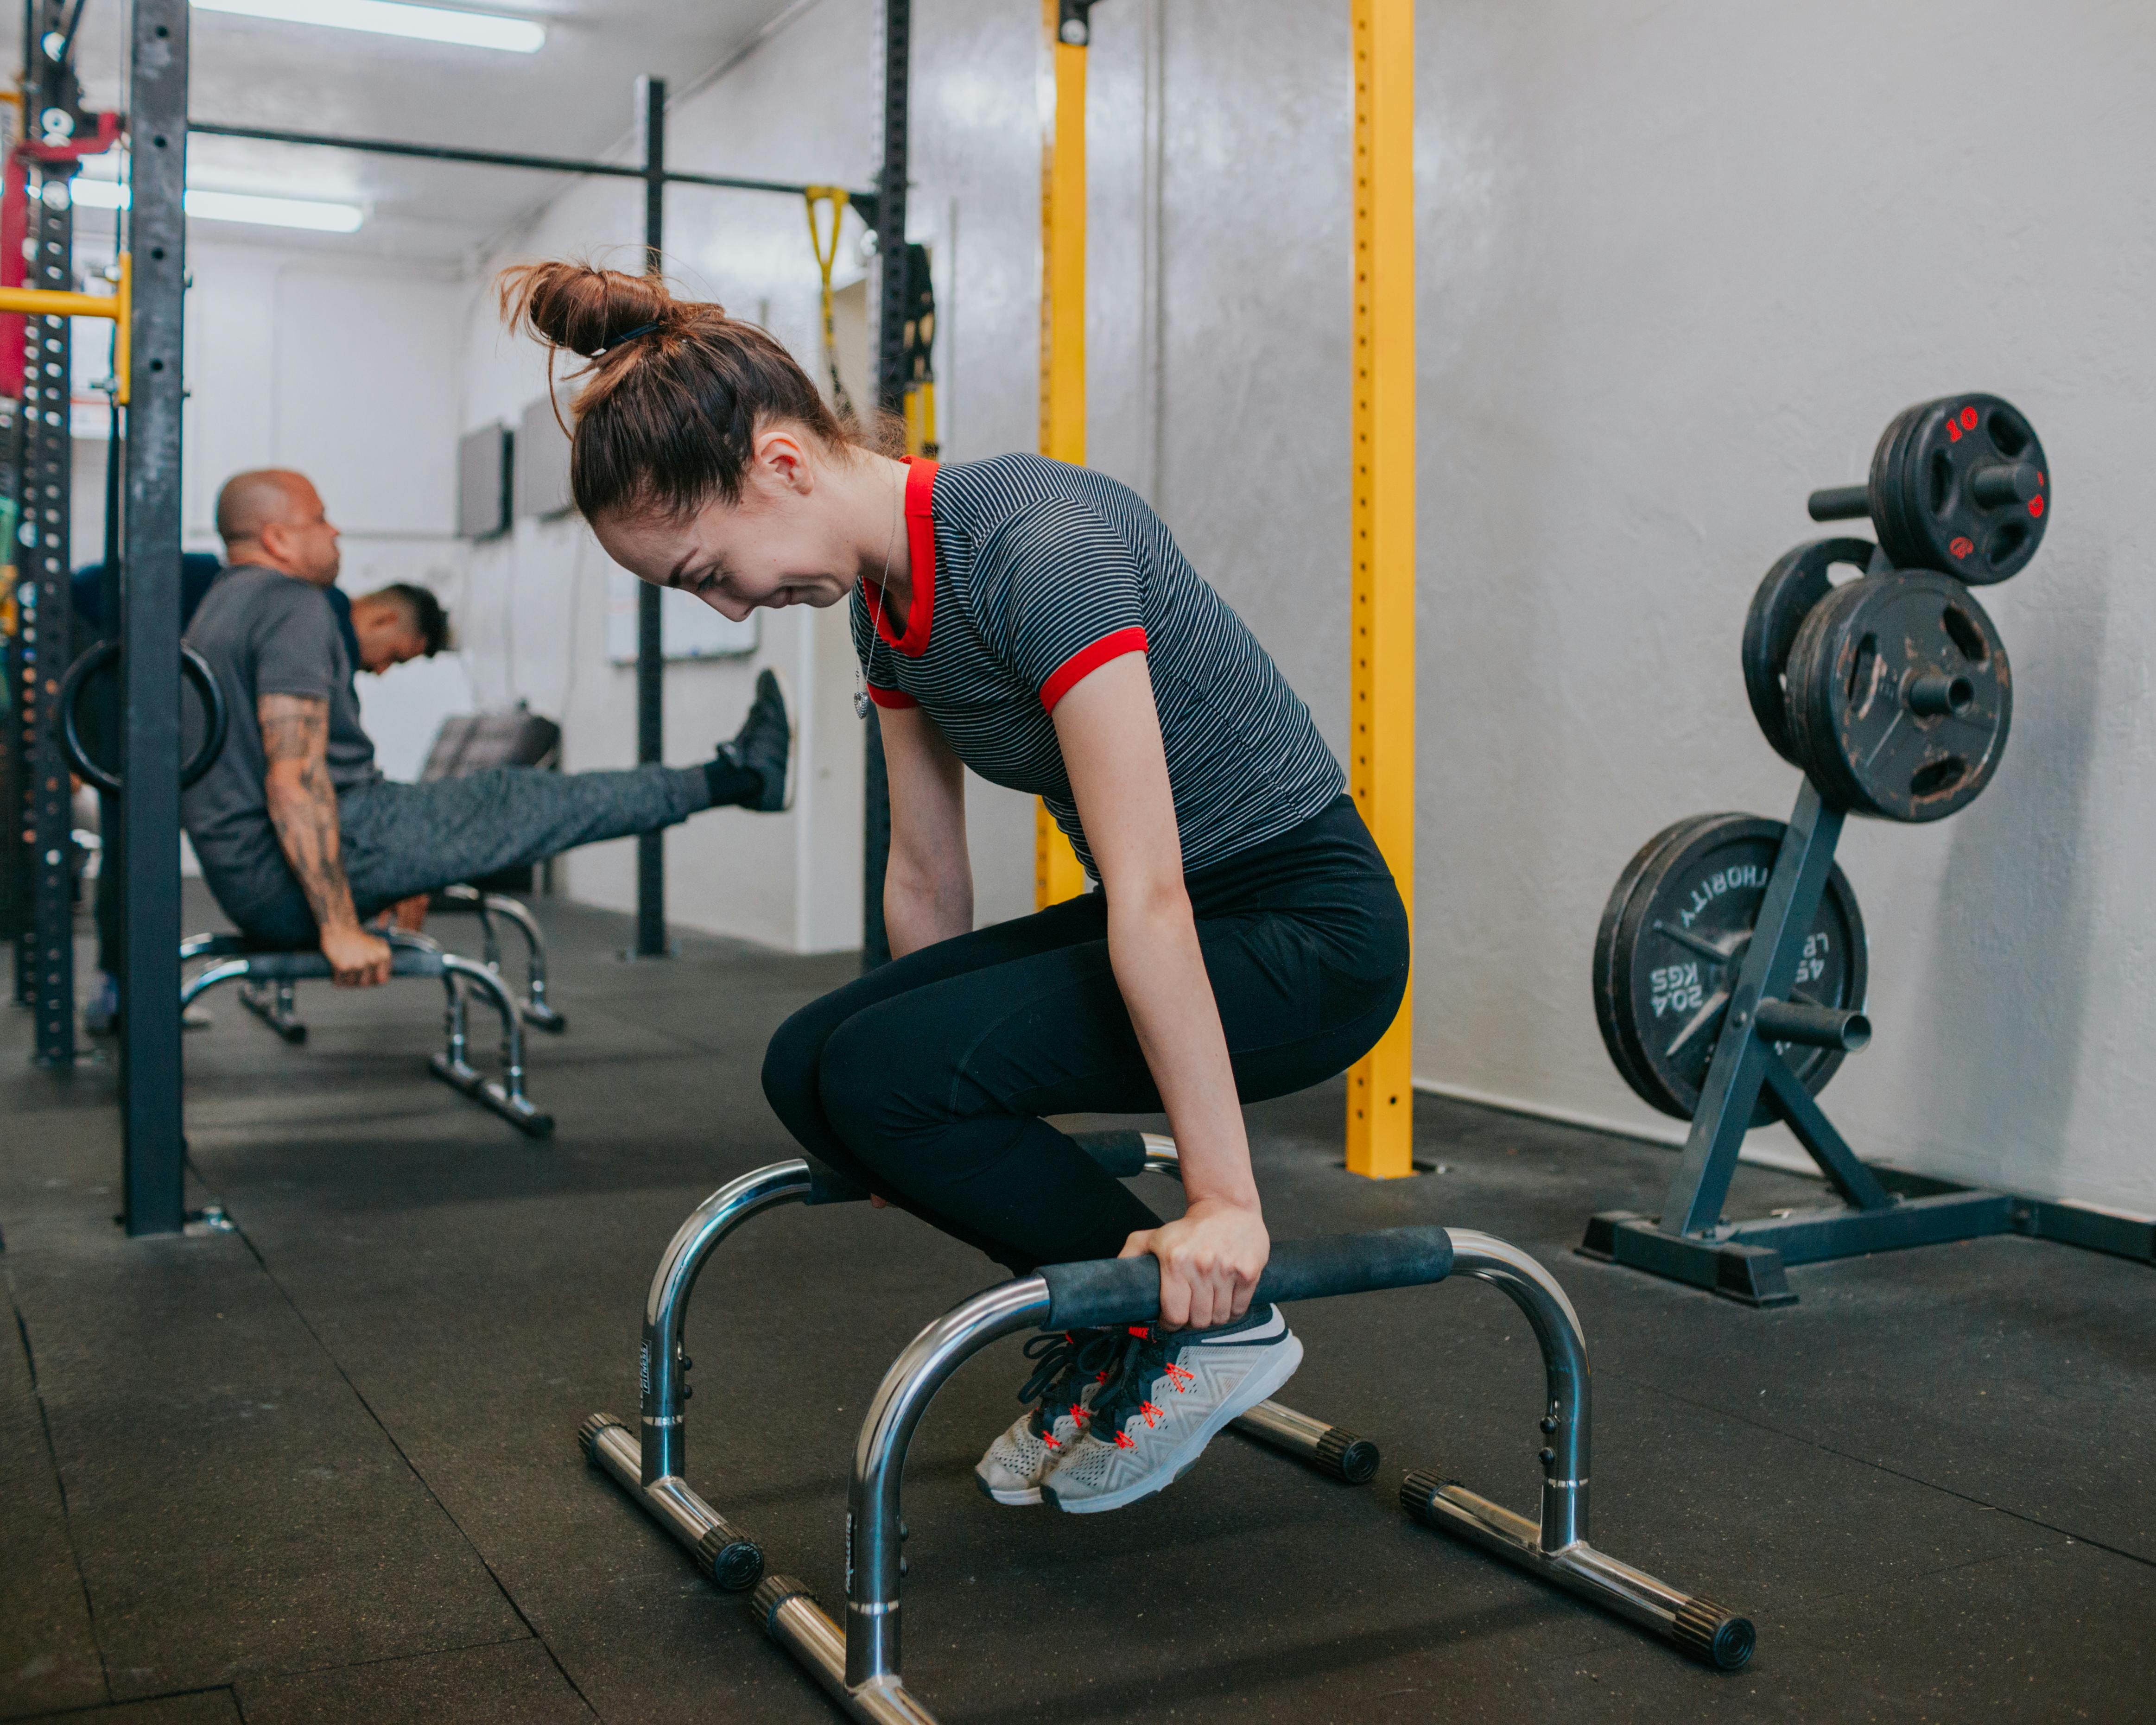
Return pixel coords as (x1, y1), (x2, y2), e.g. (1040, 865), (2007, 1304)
(1782, 575), (1878, 814)
(1872, 394), (2049, 583)
(1741, 538), (1875, 766)
(1788, 571), (2013, 822)
(1607, 815), (1869, 1123)
(1866, 402), (1928, 574)
(1593, 813), (1731, 1105)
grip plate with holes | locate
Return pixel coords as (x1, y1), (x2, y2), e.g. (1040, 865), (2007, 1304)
(1783, 571), (2013, 823)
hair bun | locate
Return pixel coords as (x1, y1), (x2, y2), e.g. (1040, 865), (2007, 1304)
(498, 260), (672, 360)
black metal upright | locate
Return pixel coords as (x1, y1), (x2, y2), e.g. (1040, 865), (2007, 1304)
(634, 75), (668, 958)
(862, 0), (910, 970)
(17, 0), (80, 1065)
(0, 394), (20, 959)
(119, 0), (191, 1234)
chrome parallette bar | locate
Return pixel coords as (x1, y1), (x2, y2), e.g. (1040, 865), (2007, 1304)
(574, 1160), (826, 1593)
(427, 953), (552, 1136)
(178, 931), (552, 1136)
(238, 978), (307, 1044)
(640, 1160), (818, 1483)
(442, 884), (565, 1033)
(756, 1577), (939, 1725)
(846, 1279), (1054, 1691)
(579, 1141), (1752, 1723)
(1398, 1230), (1752, 1671)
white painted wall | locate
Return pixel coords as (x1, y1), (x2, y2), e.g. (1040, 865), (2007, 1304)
(448, 0), (2152, 1214)
(1406, 0), (2156, 1218)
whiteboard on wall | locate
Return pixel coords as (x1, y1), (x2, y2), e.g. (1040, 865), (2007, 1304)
(607, 566), (758, 662)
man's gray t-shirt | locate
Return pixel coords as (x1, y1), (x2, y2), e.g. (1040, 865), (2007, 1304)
(182, 564), (380, 921)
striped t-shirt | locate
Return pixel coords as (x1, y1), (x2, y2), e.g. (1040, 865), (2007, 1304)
(852, 454), (1344, 878)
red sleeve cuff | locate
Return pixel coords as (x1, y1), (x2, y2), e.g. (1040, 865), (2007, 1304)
(867, 683), (918, 710)
(1040, 627), (1148, 713)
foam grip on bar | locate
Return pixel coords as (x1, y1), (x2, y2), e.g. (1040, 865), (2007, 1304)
(1065, 1128), (1150, 1177)
(698, 1516), (766, 1592)
(577, 1410), (624, 1467)
(1674, 1598), (1756, 1672)
(1040, 1226), (1455, 1330)
(802, 1158), (870, 1206)
(753, 1574), (815, 1637)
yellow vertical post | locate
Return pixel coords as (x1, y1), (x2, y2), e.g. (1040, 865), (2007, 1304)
(1035, 0), (1091, 907)
(1345, 0), (1417, 1178)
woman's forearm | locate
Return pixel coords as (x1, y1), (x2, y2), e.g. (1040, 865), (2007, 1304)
(1106, 888), (1259, 1211)
(884, 860), (973, 958)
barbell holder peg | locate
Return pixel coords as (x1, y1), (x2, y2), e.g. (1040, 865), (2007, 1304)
(1754, 998), (1871, 1053)
(1806, 483), (1871, 523)
(1968, 460), (2043, 510)
(1905, 671), (1975, 718)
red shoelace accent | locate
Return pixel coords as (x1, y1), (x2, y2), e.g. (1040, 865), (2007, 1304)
(1115, 1430), (1137, 1449)
(1164, 1363), (1195, 1391)
(1141, 1401), (1165, 1428)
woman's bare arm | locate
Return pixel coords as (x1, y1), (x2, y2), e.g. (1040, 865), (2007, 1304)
(1052, 652), (1265, 1329)
(878, 704), (973, 958)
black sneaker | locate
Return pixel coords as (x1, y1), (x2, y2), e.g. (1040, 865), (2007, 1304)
(715, 668), (793, 812)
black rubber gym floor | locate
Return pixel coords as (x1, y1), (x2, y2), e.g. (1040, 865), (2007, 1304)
(4, 884), (2150, 1724)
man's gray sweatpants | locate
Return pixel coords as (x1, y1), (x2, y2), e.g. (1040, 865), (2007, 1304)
(222, 763), (712, 945)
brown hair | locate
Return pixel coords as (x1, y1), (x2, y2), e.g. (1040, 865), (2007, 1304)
(498, 260), (860, 523)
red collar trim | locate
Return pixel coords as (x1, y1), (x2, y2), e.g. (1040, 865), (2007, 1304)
(866, 457), (938, 658)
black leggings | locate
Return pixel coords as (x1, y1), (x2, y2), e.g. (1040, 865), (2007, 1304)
(761, 796), (1410, 1275)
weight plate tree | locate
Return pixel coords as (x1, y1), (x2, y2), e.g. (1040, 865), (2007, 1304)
(1807, 393), (2049, 584)
(1739, 538), (1875, 767)
(1578, 391), (2150, 1305)
(1595, 814), (1867, 1123)
(1783, 570), (2012, 822)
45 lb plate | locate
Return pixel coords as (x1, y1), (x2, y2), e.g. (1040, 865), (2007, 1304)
(1593, 814), (1868, 1123)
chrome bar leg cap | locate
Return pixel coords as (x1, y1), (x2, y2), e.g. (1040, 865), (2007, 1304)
(1318, 1425), (1381, 1484)
(1399, 1467), (1459, 1521)
(1676, 1597), (1756, 1672)
(577, 1411), (625, 1467)
(752, 1574), (815, 1637)
(699, 1518), (766, 1593)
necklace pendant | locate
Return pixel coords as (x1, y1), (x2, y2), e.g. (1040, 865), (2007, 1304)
(853, 689), (872, 720)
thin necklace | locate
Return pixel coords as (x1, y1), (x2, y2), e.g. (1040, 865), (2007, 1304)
(854, 463), (905, 720)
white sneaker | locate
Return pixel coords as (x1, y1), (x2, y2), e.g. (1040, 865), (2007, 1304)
(1040, 1307), (1303, 1515)
(975, 1328), (1121, 1506)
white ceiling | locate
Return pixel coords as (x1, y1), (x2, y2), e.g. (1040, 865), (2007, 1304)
(13, 0), (800, 263)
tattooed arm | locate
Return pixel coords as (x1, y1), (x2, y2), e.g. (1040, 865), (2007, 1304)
(259, 692), (392, 987)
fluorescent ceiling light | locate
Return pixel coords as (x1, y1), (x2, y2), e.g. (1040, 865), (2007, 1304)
(71, 176), (365, 233)
(192, 0), (545, 53)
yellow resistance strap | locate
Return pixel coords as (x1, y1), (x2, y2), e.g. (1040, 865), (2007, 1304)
(803, 187), (856, 420)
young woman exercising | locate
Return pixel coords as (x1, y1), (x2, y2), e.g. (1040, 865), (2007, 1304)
(505, 262), (1409, 1515)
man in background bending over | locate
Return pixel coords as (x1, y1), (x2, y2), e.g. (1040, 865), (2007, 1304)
(183, 469), (790, 985)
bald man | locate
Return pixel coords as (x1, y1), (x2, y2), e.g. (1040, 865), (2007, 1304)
(183, 469), (791, 986)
